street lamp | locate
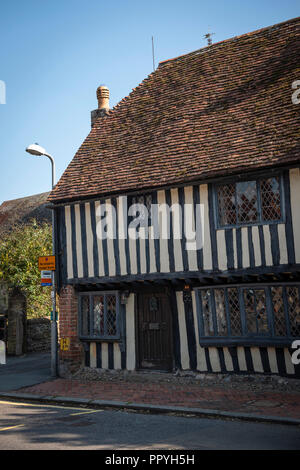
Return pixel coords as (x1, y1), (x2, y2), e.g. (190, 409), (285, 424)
(26, 144), (56, 189)
(25, 143), (57, 377)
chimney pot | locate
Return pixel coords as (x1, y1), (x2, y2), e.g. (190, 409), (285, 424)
(91, 85), (110, 127)
(97, 85), (109, 110)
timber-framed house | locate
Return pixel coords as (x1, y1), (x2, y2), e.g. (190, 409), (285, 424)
(49, 17), (300, 377)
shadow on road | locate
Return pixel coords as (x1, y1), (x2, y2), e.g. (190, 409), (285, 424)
(0, 401), (300, 450)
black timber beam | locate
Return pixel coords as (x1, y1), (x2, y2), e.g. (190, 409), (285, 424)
(68, 264), (300, 289)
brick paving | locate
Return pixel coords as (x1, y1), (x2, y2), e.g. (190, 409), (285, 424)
(17, 378), (300, 420)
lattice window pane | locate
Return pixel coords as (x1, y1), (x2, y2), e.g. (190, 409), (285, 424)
(93, 296), (104, 336)
(132, 196), (146, 219)
(217, 184), (237, 226)
(81, 296), (90, 336)
(244, 289), (268, 335)
(145, 195), (152, 213)
(131, 194), (152, 226)
(215, 289), (227, 335)
(244, 289), (256, 333)
(144, 194), (152, 225)
(271, 287), (286, 336)
(255, 289), (269, 334)
(237, 181), (258, 223)
(227, 288), (242, 335)
(201, 290), (214, 336)
(106, 294), (117, 336)
(287, 287), (300, 337)
(260, 177), (281, 221)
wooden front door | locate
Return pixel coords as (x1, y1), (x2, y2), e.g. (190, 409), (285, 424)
(137, 292), (173, 371)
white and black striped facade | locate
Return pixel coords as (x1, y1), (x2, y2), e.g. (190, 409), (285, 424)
(81, 291), (300, 377)
(55, 168), (300, 377)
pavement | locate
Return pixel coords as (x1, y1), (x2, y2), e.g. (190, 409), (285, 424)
(0, 352), (51, 391)
(0, 353), (300, 426)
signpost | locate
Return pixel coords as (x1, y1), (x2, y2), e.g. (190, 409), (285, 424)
(40, 270), (52, 287)
(38, 256), (56, 271)
(38, 254), (57, 376)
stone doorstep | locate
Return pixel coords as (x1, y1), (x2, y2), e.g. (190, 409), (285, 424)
(0, 391), (300, 427)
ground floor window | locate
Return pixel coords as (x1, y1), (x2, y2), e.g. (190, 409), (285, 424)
(78, 291), (120, 340)
(195, 284), (300, 345)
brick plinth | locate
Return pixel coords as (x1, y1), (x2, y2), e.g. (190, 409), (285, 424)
(58, 285), (83, 375)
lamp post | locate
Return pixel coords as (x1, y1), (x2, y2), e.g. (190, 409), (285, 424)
(25, 143), (57, 377)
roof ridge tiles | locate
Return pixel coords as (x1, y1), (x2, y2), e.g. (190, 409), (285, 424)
(158, 16), (300, 67)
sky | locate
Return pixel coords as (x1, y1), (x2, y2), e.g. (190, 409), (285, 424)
(0, 0), (299, 204)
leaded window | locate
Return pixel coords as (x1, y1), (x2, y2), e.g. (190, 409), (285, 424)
(79, 291), (120, 340)
(227, 288), (242, 336)
(216, 175), (283, 227)
(237, 181), (258, 224)
(128, 194), (153, 226)
(244, 288), (268, 335)
(196, 284), (300, 345)
(271, 286), (286, 336)
(215, 288), (227, 336)
(286, 287), (300, 337)
(202, 290), (214, 336)
(81, 296), (90, 336)
(260, 177), (282, 221)
(93, 295), (104, 336)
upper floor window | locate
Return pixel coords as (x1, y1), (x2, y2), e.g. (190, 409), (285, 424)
(215, 176), (283, 228)
(128, 193), (153, 227)
(79, 291), (120, 340)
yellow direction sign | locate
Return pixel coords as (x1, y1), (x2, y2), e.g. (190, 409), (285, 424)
(38, 255), (56, 271)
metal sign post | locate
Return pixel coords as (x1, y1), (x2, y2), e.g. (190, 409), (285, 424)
(39, 255), (57, 377)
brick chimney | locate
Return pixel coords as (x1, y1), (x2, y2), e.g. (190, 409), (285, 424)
(91, 85), (110, 127)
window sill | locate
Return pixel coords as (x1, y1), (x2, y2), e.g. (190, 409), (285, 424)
(199, 337), (295, 348)
(79, 337), (121, 343)
(216, 219), (285, 230)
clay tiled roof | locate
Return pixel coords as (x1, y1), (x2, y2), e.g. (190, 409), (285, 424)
(49, 17), (300, 203)
(0, 192), (51, 236)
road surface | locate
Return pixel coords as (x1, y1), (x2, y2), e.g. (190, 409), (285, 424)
(0, 399), (299, 450)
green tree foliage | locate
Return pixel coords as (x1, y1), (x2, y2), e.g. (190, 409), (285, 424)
(0, 220), (52, 318)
